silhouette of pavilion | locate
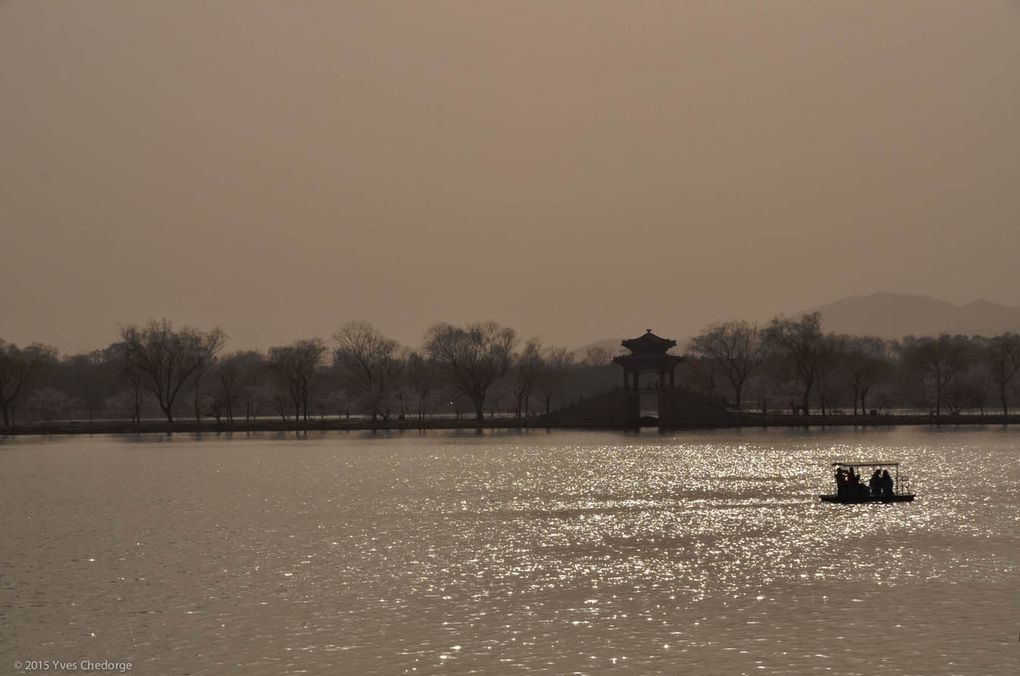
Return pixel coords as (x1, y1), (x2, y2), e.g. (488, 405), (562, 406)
(541, 330), (731, 428)
(613, 329), (684, 390)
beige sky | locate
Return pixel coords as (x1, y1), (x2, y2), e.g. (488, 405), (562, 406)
(2, 1), (1019, 353)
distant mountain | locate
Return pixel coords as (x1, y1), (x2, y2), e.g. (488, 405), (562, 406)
(573, 293), (1020, 357)
(806, 292), (1020, 338)
(570, 337), (626, 362)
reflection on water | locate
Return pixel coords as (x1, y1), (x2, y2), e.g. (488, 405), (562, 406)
(1, 427), (1017, 674)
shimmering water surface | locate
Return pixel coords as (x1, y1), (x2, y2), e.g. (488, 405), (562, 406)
(2, 427), (1018, 675)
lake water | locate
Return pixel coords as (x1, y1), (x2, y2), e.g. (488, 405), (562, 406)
(1, 427), (1018, 675)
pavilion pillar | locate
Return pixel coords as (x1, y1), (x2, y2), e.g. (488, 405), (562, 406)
(669, 368), (675, 387)
(658, 368), (665, 388)
(622, 367), (629, 390)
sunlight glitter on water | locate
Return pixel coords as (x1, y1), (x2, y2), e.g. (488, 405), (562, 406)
(1, 427), (1018, 674)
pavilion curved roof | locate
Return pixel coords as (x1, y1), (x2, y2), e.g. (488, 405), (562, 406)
(621, 329), (676, 355)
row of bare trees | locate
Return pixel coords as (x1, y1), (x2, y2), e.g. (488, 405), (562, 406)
(5, 313), (1020, 426)
(0, 318), (583, 426)
(689, 313), (1020, 416)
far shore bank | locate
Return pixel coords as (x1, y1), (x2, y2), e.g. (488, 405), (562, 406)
(3, 413), (1020, 437)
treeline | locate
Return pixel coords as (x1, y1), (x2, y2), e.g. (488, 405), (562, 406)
(0, 319), (600, 427)
(2, 313), (1020, 428)
(688, 313), (1020, 417)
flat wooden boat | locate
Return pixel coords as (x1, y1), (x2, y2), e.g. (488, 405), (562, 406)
(821, 461), (916, 505)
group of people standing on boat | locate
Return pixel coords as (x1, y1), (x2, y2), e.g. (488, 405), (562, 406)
(835, 466), (895, 499)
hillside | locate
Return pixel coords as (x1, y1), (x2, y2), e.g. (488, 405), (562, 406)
(806, 292), (1020, 338)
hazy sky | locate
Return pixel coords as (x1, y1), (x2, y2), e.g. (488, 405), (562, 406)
(3, 1), (1019, 353)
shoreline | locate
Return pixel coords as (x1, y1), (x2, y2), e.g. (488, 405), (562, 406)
(3, 413), (1020, 437)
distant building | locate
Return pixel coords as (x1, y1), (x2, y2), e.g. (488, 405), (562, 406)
(613, 329), (683, 390)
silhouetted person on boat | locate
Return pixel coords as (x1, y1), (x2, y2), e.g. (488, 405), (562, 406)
(882, 469), (894, 498)
(835, 467), (847, 497)
(857, 469), (869, 497)
(847, 467), (869, 498)
(869, 469), (883, 497)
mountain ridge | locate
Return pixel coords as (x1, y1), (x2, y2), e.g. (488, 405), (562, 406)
(572, 292), (1020, 354)
(806, 292), (1020, 338)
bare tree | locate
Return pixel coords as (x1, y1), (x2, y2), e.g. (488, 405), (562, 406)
(406, 351), (434, 421)
(985, 332), (1020, 415)
(120, 320), (225, 423)
(108, 341), (147, 424)
(748, 349), (788, 415)
(814, 333), (848, 415)
(333, 321), (403, 421)
(765, 313), (825, 415)
(106, 386), (147, 425)
(535, 346), (575, 415)
(191, 366), (209, 423)
(27, 387), (71, 424)
(214, 351), (262, 423)
(511, 339), (545, 417)
(61, 350), (113, 424)
(126, 371), (146, 424)
(844, 336), (891, 415)
(944, 364), (990, 415)
(424, 321), (517, 420)
(270, 388), (292, 421)
(899, 334), (971, 417)
(582, 345), (611, 366)
(0, 341), (59, 426)
(230, 352), (269, 423)
(690, 320), (764, 410)
(268, 339), (326, 422)
(684, 356), (719, 397)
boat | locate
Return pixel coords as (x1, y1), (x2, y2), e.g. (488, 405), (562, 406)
(820, 461), (915, 504)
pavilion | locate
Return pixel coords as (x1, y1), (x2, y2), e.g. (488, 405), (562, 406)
(613, 329), (684, 391)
